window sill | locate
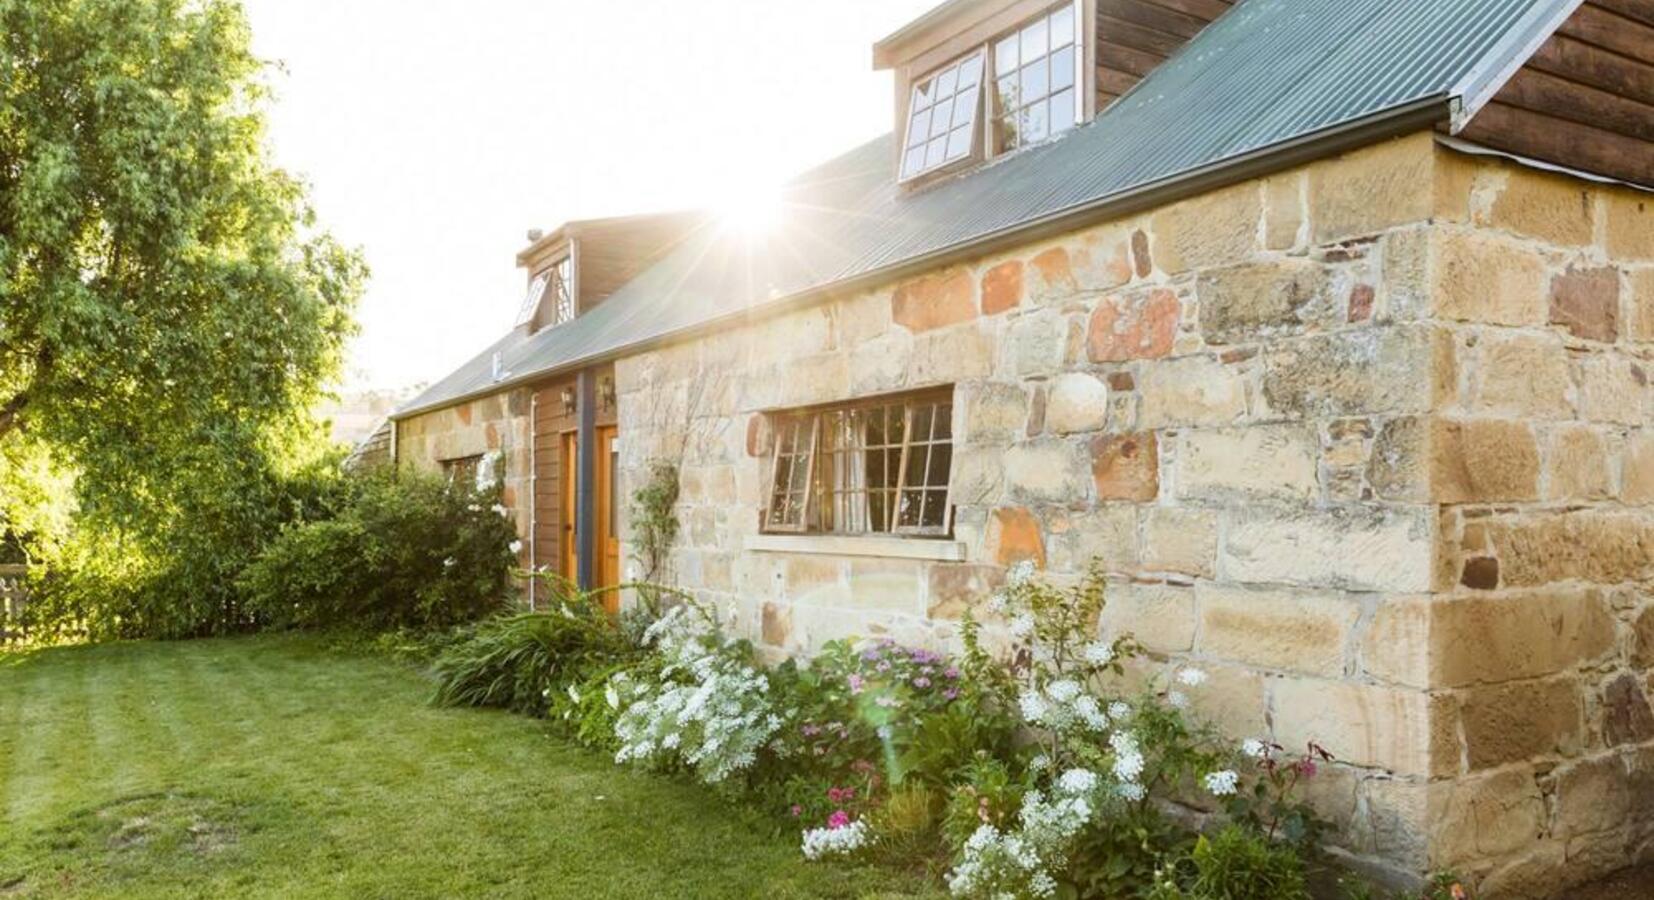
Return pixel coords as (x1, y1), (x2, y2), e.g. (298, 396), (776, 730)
(744, 533), (967, 562)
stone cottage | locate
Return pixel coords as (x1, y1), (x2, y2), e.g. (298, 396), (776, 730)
(386, 0), (1654, 893)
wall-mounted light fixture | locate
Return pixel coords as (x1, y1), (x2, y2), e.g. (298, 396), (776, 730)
(560, 385), (577, 415)
(598, 375), (616, 410)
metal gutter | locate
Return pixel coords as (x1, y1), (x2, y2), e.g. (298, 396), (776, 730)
(392, 95), (1452, 422)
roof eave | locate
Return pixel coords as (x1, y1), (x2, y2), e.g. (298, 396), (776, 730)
(392, 96), (1452, 423)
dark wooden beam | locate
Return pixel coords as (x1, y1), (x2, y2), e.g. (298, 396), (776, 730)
(575, 370), (597, 591)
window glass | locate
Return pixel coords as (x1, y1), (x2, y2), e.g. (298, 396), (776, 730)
(900, 51), (985, 180)
(993, 4), (1080, 153)
(764, 392), (952, 536)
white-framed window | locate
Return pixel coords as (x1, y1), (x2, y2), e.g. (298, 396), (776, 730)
(901, 51), (986, 181)
(764, 390), (954, 537)
(515, 255), (576, 331)
(897, 2), (1083, 183)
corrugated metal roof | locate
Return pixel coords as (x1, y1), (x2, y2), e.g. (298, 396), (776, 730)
(397, 0), (1575, 419)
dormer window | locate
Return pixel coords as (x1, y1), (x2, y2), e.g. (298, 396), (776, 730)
(891, 2), (1085, 185)
(515, 254), (575, 333)
(992, 5), (1077, 152)
(901, 52), (985, 180)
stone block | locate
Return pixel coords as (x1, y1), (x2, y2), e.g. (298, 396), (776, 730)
(980, 259), (1024, 315)
(1091, 432), (1159, 502)
(1602, 671), (1654, 747)
(1069, 226), (1135, 291)
(1197, 259), (1332, 344)
(1309, 133), (1434, 242)
(1484, 166), (1595, 246)
(1431, 590), (1617, 688)
(1261, 327), (1434, 419)
(1545, 425), (1612, 501)
(1099, 581), (1195, 653)
(927, 564), (1004, 621)
(958, 381), (1030, 444)
(1459, 678), (1582, 770)
(1361, 597), (1433, 688)
(849, 330), (910, 395)
(1428, 767), (1546, 867)
(1578, 355), (1647, 426)
(1434, 230), (1547, 326)
(1004, 439), (1090, 505)
(1044, 505), (1137, 574)
(1221, 505), (1433, 592)
(1367, 416), (1429, 502)
(1138, 355), (1248, 428)
(1044, 373), (1110, 434)
(1555, 754), (1633, 841)
(892, 268), (977, 332)
(1150, 180), (1261, 273)
(1006, 310), (1067, 377)
(1174, 425), (1319, 503)
(1086, 288), (1179, 362)
(1028, 246), (1077, 303)
(1474, 332), (1574, 419)
(1432, 418), (1540, 503)
(908, 324), (994, 386)
(1140, 506), (1217, 578)
(1631, 268), (1654, 343)
(1272, 678), (1433, 775)
(1195, 583), (1360, 677)
(844, 559), (926, 614)
(1487, 511), (1654, 587)
(761, 601), (792, 647)
(1550, 266), (1621, 343)
(1186, 661), (1269, 740)
(1264, 173), (1304, 250)
(1361, 778), (1430, 866)
(988, 507), (1045, 567)
(1625, 433), (1654, 504)
(951, 445), (1007, 506)
(1606, 192), (1654, 261)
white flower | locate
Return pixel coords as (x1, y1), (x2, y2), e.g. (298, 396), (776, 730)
(986, 592), (1008, 615)
(1110, 732), (1144, 782)
(1167, 690), (1188, 709)
(1009, 612), (1035, 639)
(1177, 668), (1208, 687)
(801, 819), (871, 860)
(1045, 679), (1081, 703)
(1017, 690), (1050, 725)
(604, 683), (620, 710)
(1203, 769), (1240, 797)
(1241, 738), (1267, 759)
(1082, 641), (1115, 666)
(492, 503), (509, 516)
(1057, 768), (1098, 795)
(1007, 558), (1037, 588)
(442, 557), (456, 568)
(1108, 701), (1131, 721)
(567, 685), (581, 703)
(508, 540), (523, 554)
(1029, 753), (1051, 773)
(1116, 781), (1146, 802)
(1073, 695), (1108, 731)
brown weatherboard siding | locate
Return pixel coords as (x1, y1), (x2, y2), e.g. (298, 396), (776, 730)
(1459, 0), (1654, 185)
(1095, 0), (1233, 109)
(530, 364), (617, 580)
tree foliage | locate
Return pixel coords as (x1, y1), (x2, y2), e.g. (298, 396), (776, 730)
(0, 0), (365, 635)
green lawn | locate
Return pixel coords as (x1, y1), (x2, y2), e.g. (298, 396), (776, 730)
(0, 635), (937, 899)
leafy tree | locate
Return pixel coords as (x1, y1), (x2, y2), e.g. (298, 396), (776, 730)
(0, 0), (365, 634)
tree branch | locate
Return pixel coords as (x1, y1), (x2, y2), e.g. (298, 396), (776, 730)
(0, 390), (27, 442)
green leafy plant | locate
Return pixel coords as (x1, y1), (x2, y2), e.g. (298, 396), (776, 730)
(1149, 825), (1311, 900)
(431, 578), (630, 715)
(629, 461), (680, 582)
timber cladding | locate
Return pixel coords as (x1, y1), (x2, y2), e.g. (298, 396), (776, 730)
(530, 365), (618, 581)
(1460, 0), (1654, 185)
(1094, 0), (1233, 108)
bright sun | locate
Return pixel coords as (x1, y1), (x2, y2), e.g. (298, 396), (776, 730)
(716, 182), (784, 236)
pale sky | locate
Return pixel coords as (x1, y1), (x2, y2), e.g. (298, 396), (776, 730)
(243, 0), (938, 392)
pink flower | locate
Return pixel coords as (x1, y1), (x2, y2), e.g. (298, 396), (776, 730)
(827, 810), (850, 829)
(827, 787), (844, 804)
(945, 666), (961, 680)
(847, 674), (864, 694)
(790, 805), (802, 817)
(1296, 759), (1318, 778)
(944, 687), (959, 700)
(913, 676), (931, 688)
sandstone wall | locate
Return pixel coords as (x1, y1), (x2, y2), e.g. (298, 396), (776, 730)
(394, 388), (534, 570)
(611, 132), (1654, 892)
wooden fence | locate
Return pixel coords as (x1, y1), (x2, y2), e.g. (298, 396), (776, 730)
(0, 564), (28, 644)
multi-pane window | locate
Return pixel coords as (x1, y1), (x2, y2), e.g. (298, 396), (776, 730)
(764, 391), (954, 536)
(900, 52), (985, 181)
(442, 454), (484, 488)
(994, 5), (1079, 152)
(515, 256), (576, 331)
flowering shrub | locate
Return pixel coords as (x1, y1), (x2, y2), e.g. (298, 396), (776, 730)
(610, 601), (783, 784)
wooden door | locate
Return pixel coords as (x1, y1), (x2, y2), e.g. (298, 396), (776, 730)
(560, 431), (578, 584)
(595, 425), (620, 608)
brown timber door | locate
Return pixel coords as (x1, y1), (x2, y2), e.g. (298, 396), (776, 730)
(595, 425), (620, 609)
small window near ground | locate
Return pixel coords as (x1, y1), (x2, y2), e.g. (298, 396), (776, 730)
(763, 390), (953, 536)
(441, 454), (485, 489)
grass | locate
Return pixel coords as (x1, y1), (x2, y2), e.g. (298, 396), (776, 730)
(0, 635), (939, 899)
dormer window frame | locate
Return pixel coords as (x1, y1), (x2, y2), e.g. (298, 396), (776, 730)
(518, 244), (578, 335)
(888, 0), (1092, 188)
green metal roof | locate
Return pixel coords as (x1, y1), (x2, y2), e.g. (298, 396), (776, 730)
(397, 0), (1578, 419)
